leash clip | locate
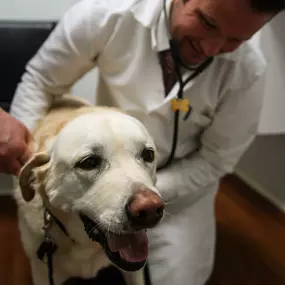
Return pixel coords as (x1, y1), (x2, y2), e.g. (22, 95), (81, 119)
(37, 209), (57, 262)
(43, 209), (52, 232)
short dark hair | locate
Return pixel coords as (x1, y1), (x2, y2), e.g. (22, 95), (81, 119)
(249, 0), (285, 14)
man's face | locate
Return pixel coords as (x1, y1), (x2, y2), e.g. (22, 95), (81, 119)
(170, 0), (272, 64)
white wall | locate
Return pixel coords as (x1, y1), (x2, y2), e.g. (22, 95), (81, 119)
(235, 13), (285, 212)
(236, 135), (285, 212)
(257, 13), (285, 134)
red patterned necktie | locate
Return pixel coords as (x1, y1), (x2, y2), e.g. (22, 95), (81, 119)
(159, 49), (177, 96)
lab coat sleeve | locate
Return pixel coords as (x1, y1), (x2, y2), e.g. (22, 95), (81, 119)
(10, 0), (113, 130)
(156, 70), (266, 202)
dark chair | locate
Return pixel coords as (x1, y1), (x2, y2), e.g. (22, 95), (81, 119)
(0, 20), (56, 112)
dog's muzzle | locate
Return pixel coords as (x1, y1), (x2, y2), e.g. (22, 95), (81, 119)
(79, 213), (147, 272)
(79, 188), (164, 272)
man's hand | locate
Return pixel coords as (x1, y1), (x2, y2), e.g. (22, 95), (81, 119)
(0, 109), (32, 176)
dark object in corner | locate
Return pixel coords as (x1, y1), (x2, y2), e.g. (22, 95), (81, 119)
(0, 20), (56, 112)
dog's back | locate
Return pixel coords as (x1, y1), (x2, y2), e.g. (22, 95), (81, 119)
(29, 94), (125, 154)
(30, 95), (92, 153)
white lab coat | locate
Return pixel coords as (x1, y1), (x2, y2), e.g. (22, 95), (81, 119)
(10, 0), (267, 284)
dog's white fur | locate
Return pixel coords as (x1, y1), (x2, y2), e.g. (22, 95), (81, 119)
(13, 95), (161, 285)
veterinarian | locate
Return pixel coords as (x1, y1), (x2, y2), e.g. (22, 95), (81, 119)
(4, 0), (285, 284)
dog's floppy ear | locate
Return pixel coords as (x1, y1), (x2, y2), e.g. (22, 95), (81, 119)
(19, 153), (50, 202)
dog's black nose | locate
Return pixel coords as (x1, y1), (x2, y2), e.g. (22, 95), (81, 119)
(126, 189), (164, 229)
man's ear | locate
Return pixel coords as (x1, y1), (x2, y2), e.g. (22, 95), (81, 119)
(19, 153), (50, 202)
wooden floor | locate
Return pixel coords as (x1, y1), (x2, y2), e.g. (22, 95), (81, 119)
(0, 174), (285, 285)
(207, 175), (285, 285)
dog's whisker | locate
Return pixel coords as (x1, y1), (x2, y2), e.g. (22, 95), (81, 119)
(164, 211), (173, 218)
(87, 225), (97, 236)
(164, 200), (179, 206)
(107, 223), (111, 242)
(86, 219), (104, 236)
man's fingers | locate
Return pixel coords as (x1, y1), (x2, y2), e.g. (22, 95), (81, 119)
(19, 148), (32, 166)
(8, 159), (22, 177)
(0, 111), (33, 176)
(25, 129), (33, 143)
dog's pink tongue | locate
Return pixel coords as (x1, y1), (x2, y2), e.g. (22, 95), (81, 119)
(107, 231), (148, 263)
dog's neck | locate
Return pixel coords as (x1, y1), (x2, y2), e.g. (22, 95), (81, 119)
(42, 207), (102, 254)
(36, 208), (107, 282)
(41, 208), (74, 250)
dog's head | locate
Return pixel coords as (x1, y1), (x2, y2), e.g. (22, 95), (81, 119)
(19, 109), (164, 271)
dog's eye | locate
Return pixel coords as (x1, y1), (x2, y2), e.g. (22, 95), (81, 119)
(141, 148), (155, 163)
(75, 155), (103, 170)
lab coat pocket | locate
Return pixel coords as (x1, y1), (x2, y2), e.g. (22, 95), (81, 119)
(178, 108), (212, 145)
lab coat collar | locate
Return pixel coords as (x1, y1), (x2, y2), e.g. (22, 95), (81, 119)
(131, 0), (173, 52)
(130, 0), (163, 28)
(152, 0), (173, 52)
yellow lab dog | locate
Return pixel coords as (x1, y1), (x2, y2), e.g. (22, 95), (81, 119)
(13, 95), (164, 285)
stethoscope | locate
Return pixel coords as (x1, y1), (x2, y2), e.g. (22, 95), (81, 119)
(157, 0), (214, 171)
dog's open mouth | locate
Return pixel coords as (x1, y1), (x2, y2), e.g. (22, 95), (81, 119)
(79, 213), (148, 271)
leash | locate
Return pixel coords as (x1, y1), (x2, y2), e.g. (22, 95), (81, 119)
(36, 210), (107, 285)
(37, 209), (70, 285)
(37, 234), (56, 285)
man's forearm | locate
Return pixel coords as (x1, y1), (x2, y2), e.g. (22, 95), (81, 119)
(156, 151), (224, 203)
